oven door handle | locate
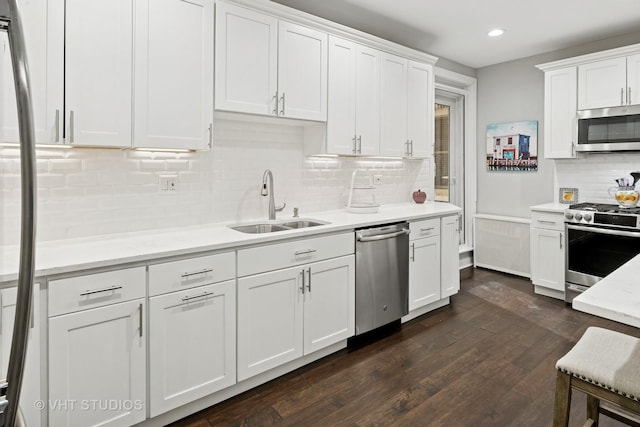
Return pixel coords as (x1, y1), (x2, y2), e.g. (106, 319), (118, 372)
(567, 224), (640, 238)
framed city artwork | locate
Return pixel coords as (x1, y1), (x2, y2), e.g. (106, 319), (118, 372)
(486, 120), (538, 172)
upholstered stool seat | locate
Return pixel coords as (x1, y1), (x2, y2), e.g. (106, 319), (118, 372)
(553, 327), (640, 426)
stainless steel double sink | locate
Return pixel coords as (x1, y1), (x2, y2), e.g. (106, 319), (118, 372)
(229, 219), (329, 234)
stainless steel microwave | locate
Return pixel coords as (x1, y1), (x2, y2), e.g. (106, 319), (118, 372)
(576, 105), (640, 152)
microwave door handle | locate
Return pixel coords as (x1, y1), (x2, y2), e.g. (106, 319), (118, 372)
(567, 224), (640, 238)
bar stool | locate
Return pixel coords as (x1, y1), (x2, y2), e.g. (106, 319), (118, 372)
(553, 327), (640, 426)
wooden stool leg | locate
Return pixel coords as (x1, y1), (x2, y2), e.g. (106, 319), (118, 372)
(553, 371), (572, 427)
(587, 395), (600, 427)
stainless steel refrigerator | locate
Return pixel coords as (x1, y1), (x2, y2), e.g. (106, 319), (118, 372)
(0, 1), (37, 426)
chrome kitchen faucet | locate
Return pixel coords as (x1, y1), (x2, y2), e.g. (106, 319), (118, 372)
(261, 169), (286, 220)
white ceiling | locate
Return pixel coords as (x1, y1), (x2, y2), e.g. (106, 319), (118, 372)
(270, 0), (640, 69)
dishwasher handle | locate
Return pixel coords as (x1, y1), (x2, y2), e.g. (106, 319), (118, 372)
(356, 229), (410, 242)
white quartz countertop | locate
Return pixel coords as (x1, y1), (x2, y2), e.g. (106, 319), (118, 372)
(530, 202), (568, 213)
(0, 202), (461, 283)
(573, 254), (640, 328)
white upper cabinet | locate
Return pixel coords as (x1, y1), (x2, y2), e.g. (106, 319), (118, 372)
(379, 55), (434, 158)
(407, 60), (434, 158)
(543, 67), (577, 159)
(578, 57), (627, 109)
(49, 0), (133, 147)
(327, 36), (380, 155)
(215, 2), (278, 116)
(379, 52), (408, 157)
(0, 0), (52, 144)
(215, 2), (327, 121)
(326, 36), (357, 155)
(134, 0), (214, 150)
(277, 21), (328, 121)
(628, 53), (640, 105)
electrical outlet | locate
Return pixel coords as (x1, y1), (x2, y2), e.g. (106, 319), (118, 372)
(159, 175), (178, 193)
(373, 175), (382, 185)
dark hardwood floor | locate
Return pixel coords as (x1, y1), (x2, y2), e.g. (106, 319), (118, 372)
(170, 268), (640, 427)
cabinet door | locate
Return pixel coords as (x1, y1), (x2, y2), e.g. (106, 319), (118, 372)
(544, 67), (577, 159)
(530, 228), (565, 291)
(0, 284), (41, 427)
(627, 53), (640, 106)
(62, 0), (133, 147)
(49, 299), (146, 427)
(407, 60), (434, 158)
(237, 266), (303, 381)
(303, 255), (354, 355)
(215, 2), (278, 116)
(327, 36), (356, 155)
(379, 52), (408, 157)
(578, 57), (627, 109)
(409, 235), (440, 310)
(134, 0), (213, 150)
(355, 44), (380, 155)
(0, 0), (52, 144)
(278, 21), (327, 121)
(441, 215), (460, 298)
(149, 281), (236, 417)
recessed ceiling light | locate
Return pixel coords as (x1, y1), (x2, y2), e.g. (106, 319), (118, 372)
(488, 28), (505, 37)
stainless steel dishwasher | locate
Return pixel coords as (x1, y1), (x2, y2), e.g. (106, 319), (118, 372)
(355, 222), (410, 335)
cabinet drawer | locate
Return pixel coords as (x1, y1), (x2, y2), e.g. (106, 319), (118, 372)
(531, 211), (565, 231)
(49, 267), (146, 317)
(410, 218), (440, 239)
(149, 252), (235, 297)
(237, 232), (354, 277)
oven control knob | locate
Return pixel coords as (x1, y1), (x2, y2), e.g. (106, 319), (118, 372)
(583, 213), (592, 222)
(574, 213), (583, 221)
(565, 212), (574, 220)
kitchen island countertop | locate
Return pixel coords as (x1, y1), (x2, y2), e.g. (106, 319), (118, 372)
(573, 254), (640, 328)
(0, 202), (460, 283)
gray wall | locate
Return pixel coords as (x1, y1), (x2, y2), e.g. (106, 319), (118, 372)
(476, 31), (640, 218)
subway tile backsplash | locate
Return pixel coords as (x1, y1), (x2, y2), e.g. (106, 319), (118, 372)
(0, 119), (432, 246)
(555, 152), (640, 203)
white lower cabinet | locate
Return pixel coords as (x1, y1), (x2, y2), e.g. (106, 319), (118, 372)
(408, 215), (460, 312)
(237, 253), (354, 382)
(148, 280), (236, 417)
(48, 299), (146, 427)
(0, 284), (42, 427)
(530, 210), (565, 299)
(48, 267), (146, 427)
(441, 215), (461, 297)
(409, 235), (440, 310)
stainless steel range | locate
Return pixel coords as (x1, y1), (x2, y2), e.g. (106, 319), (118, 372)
(565, 202), (640, 302)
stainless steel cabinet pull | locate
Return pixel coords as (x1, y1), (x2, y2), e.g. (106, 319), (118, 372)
(410, 140), (414, 156)
(352, 136), (357, 154)
(181, 291), (215, 302)
(294, 249), (317, 256)
(300, 269), (305, 294)
(410, 242), (415, 261)
(273, 91), (279, 115)
(181, 268), (213, 278)
(306, 267), (311, 292)
(405, 140), (410, 156)
(537, 220), (556, 225)
(139, 303), (143, 338)
(208, 122), (213, 148)
(621, 88), (625, 106)
(79, 285), (122, 297)
(629, 87), (632, 105)
(55, 109), (60, 142)
(357, 135), (362, 154)
(559, 233), (563, 249)
(69, 110), (75, 143)
(279, 92), (285, 116)
(420, 227), (435, 232)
